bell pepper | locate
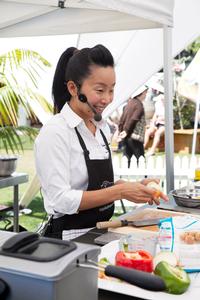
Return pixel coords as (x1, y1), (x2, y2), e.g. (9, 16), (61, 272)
(115, 250), (153, 273)
(154, 261), (190, 294)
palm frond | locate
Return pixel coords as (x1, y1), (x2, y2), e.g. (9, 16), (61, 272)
(0, 126), (39, 154)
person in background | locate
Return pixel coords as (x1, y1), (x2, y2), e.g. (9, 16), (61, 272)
(144, 81), (165, 156)
(118, 86), (148, 167)
(34, 45), (168, 241)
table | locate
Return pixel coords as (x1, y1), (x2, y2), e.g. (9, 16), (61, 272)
(0, 173), (29, 232)
(74, 200), (200, 300)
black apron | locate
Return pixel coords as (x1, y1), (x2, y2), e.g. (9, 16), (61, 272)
(44, 127), (114, 238)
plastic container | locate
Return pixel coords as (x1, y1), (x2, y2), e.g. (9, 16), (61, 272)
(119, 231), (158, 256)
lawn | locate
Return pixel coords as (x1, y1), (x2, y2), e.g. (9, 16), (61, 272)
(0, 137), (47, 232)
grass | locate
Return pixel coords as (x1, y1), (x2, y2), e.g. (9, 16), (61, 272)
(0, 137), (47, 232)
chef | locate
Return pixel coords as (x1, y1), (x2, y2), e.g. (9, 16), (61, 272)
(34, 45), (168, 240)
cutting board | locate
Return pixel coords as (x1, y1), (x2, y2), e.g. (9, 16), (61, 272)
(108, 208), (187, 234)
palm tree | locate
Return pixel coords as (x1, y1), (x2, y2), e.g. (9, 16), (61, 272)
(0, 48), (53, 153)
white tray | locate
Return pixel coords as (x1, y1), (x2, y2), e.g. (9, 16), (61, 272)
(98, 240), (200, 300)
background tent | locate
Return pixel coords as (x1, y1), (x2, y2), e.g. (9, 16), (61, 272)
(1, 0), (200, 197)
(0, 0), (175, 194)
(178, 49), (200, 162)
(0, 0), (199, 207)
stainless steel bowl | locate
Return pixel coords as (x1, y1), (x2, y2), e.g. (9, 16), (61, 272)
(0, 156), (18, 177)
(171, 187), (200, 208)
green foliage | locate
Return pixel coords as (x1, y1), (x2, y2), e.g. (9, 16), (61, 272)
(0, 126), (39, 154)
(186, 36), (200, 56)
(0, 48), (53, 153)
(173, 96), (196, 129)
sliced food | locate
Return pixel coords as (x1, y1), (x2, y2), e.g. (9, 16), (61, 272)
(153, 251), (178, 269)
(154, 261), (190, 294)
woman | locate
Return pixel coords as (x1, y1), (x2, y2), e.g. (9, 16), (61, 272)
(144, 81), (165, 156)
(118, 86), (148, 167)
(34, 45), (168, 240)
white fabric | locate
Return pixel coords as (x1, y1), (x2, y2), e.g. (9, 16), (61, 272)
(62, 227), (94, 241)
(34, 103), (111, 216)
(0, 0), (173, 37)
(104, 0), (200, 116)
(154, 95), (165, 126)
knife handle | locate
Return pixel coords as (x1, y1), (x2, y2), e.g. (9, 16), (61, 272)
(96, 219), (122, 229)
(105, 265), (166, 291)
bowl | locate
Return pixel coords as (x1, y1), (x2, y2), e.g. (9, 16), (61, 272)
(0, 156), (18, 177)
(171, 187), (200, 208)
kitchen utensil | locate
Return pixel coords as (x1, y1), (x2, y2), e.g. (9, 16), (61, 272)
(171, 187), (200, 208)
(0, 231), (100, 300)
(78, 259), (166, 292)
(96, 217), (162, 229)
(0, 156), (18, 177)
(119, 232), (158, 256)
(0, 231), (166, 299)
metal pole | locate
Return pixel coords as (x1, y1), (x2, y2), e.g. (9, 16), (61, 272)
(13, 185), (19, 232)
(163, 25), (174, 193)
(191, 84), (200, 158)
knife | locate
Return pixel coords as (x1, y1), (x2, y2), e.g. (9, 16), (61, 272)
(96, 217), (161, 229)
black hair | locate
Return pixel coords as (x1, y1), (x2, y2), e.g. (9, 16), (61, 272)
(52, 44), (114, 113)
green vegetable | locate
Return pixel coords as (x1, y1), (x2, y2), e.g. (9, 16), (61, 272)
(99, 257), (111, 266)
(154, 261), (190, 294)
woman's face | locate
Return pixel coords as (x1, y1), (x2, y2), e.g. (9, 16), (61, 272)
(79, 65), (116, 118)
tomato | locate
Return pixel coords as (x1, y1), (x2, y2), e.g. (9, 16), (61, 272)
(115, 250), (153, 273)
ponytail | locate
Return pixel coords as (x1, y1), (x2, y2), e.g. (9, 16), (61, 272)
(52, 47), (77, 113)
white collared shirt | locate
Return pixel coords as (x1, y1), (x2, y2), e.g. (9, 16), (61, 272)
(34, 103), (111, 217)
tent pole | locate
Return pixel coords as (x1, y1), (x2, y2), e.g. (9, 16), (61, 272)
(163, 25), (174, 193)
(191, 85), (200, 159)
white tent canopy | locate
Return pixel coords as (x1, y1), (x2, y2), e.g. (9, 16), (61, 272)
(0, 0), (173, 36)
(1, 0), (199, 193)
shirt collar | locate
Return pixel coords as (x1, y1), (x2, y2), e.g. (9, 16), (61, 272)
(60, 102), (107, 129)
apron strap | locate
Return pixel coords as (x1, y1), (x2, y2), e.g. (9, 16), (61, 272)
(74, 127), (90, 160)
(75, 127), (111, 160)
(99, 129), (112, 158)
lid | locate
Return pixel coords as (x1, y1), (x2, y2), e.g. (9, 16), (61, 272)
(0, 232), (76, 262)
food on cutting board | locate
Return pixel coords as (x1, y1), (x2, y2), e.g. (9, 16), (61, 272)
(153, 251), (178, 269)
(154, 261), (190, 294)
(115, 250), (153, 273)
(153, 251), (190, 294)
(180, 231), (200, 244)
(98, 257), (111, 279)
(98, 249), (191, 295)
(147, 181), (162, 198)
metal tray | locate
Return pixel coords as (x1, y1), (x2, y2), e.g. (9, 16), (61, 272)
(171, 187), (200, 208)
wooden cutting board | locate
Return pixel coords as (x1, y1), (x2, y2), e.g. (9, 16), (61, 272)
(108, 208), (188, 234)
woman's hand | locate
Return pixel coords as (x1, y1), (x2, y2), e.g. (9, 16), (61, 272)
(141, 178), (168, 205)
(120, 181), (168, 206)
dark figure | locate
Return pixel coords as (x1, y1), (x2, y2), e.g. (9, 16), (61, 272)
(118, 86), (147, 167)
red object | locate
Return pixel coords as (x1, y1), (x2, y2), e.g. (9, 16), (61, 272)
(115, 250), (153, 273)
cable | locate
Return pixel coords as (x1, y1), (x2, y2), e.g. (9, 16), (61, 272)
(35, 188), (49, 235)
